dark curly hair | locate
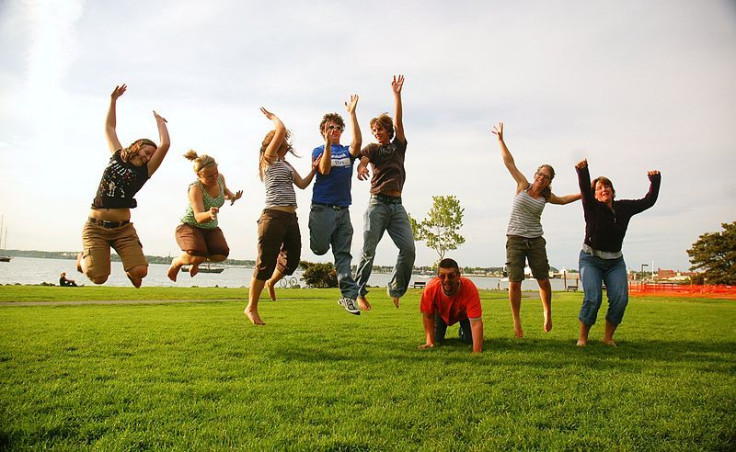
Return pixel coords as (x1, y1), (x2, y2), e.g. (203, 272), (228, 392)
(319, 113), (345, 138)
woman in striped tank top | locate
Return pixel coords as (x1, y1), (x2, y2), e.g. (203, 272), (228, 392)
(244, 108), (320, 325)
(492, 122), (581, 338)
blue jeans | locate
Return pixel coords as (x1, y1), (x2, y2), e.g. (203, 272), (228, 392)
(578, 250), (629, 326)
(308, 204), (358, 299)
(354, 197), (416, 298)
(434, 313), (473, 344)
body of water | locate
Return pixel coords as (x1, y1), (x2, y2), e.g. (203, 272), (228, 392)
(0, 257), (575, 291)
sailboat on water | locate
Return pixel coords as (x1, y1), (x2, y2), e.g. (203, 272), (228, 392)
(0, 215), (11, 262)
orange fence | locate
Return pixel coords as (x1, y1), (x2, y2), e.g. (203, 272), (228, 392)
(628, 282), (736, 299)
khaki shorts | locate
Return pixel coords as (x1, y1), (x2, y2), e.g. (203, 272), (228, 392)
(175, 223), (229, 258)
(505, 235), (550, 282)
(82, 221), (148, 281)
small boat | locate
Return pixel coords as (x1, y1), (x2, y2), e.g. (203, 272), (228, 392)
(0, 256), (10, 263)
(181, 264), (225, 274)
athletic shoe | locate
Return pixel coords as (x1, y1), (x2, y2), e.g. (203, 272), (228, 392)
(338, 298), (360, 315)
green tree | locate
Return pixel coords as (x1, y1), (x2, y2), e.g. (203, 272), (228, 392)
(300, 261), (338, 288)
(687, 221), (736, 285)
(410, 195), (465, 262)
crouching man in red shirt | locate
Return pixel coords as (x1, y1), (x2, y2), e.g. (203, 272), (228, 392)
(419, 258), (484, 353)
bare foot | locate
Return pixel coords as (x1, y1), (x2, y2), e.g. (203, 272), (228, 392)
(189, 264), (199, 278)
(167, 261), (180, 282)
(76, 253), (84, 274)
(392, 297), (400, 308)
(357, 296), (371, 311)
(514, 323), (524, 338)
(544, 314), (552, 333)
(244, 309), (265, 326)
(126, 272), (142, 289)
(576, 339), (587, 347)
(602, 339), (617, 347)
(265, 280), (276, 301)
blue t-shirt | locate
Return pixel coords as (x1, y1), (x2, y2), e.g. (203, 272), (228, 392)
(311, 144), (356, 207)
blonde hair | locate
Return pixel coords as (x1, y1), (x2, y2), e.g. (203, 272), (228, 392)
(120, 138), (156, 162)
(258, 129), (296, 180)
(184, 149), (217, 173)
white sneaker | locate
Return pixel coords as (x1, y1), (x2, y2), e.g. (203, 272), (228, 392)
(338, 298), (360, 315)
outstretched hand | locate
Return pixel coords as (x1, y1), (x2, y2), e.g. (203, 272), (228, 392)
(153, 110), (167, 123)
(492, 122), (504, 141)
(575, 159), (588, 170)
(111, 84), (127, 100)
(345, 94), (359, 114)
(312, 154), (323, 171)
(323, 124), (333, 146)
(357, 165), (370, 181)
(391, 75), (405, 94)
(260, 107), (276, 120)
(229, 190), (243, 205)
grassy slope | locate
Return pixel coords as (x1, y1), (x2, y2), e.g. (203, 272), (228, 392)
(0, 288), (734, 450)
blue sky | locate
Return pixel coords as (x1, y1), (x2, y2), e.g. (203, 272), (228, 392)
(1, 0), (735, 271)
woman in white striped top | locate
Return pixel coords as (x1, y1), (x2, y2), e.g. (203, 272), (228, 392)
(244, 108), (320, 325)
(492, 122), (581, 338)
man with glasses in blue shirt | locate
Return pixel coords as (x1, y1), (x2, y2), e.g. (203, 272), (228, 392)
(309, 95), (362, 315)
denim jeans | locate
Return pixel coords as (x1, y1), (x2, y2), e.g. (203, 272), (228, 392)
(578, 250), (629, 326)
(354, 197), (416, 298)
(308, 204), (359, 299)
(434, 313), (473, 344)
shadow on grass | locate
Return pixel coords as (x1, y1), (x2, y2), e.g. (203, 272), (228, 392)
(273, 336), (736, 376)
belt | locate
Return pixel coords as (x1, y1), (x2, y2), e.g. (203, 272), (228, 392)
(313, 203), (348, 210)
(373, 193), (402, 204)
(88, 218), (130, 228)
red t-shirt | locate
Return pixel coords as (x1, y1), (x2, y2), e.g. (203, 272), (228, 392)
(419, 277), (482, 325)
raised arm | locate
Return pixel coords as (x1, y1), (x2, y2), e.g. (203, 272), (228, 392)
(346, 94), (362, 157)
(392, 75), (405, 144)
(105, 84), (126, 152)
(317, 123), (332, 175)
(636, 170), (661, 212)
(146, 111), (170, 177)
(260, 107), (286, 164)
(575, 159), (594, 207)
(492, 122), (528, 193)
(221, 174), (243, 206)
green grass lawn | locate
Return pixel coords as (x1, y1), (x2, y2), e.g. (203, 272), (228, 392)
(0, 287), (734, 450)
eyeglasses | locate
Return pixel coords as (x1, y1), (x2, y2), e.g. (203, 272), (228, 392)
(535, 172), (552, 181)
(328, 125), (343, 131)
